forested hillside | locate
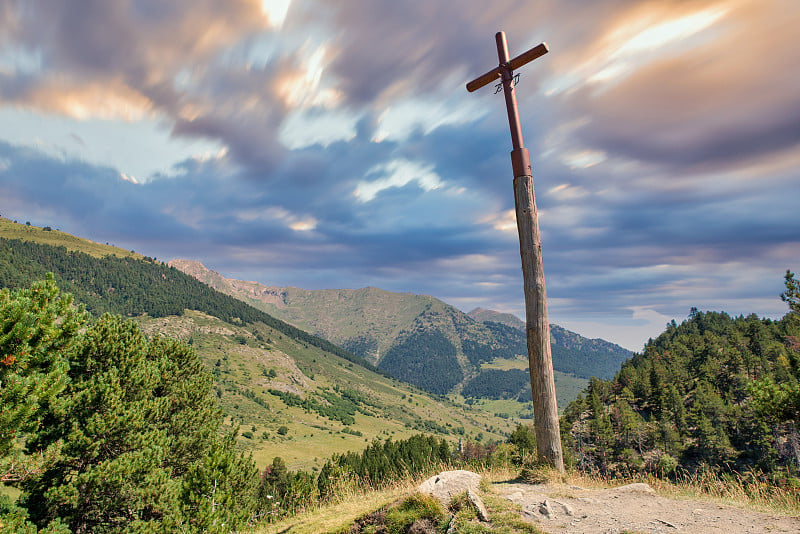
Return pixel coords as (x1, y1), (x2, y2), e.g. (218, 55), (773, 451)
(172, 259), (632, 401)
(0, 225), (516, 471)
(561, 271), (800, 480)
(550, 324), (633, 379)
(0, 237), (368, 370)
(467, 309), (632, 379)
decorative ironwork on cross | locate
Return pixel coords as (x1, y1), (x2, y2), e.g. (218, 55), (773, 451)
(466, 32), (563, 472)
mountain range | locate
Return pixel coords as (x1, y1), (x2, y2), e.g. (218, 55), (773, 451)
(0, 217), (631, 470)
(170, 259), (632, 398)
(0, 218), (524, 469)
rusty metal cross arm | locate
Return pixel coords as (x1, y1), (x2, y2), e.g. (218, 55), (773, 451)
(466, 32), (549, 174)
(465, 40), (548, 93)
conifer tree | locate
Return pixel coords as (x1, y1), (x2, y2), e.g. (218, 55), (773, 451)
(782, 270), (800, 316)
(23, 314), (258, 533)
(508, 423), (537, 452)
(0, 275), (86, 469)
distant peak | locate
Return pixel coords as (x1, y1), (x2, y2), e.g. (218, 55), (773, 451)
(467, 307), (525, 329)
(169, 258), (207, 270)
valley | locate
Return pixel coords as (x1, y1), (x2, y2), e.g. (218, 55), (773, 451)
(171, 258), (631, 411)
(0, 218), (634, 472)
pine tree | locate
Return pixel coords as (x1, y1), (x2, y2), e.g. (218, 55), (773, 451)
(782, 270), (800, 316)
(0, 275), (87, 469)
(22, 314), (258, 533)
(509, 423), (537, 452)
(177, 432), (259, 532)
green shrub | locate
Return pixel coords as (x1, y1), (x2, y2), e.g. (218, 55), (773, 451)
(384, 493), (446, 534)
(657, 454), (679, 477)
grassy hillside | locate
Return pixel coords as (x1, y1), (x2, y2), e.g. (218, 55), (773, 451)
(136, 311), (515, 471)
(0, 217), (141, 258)
(468, 354), (589, 410)
(0, 220), (517, 470)
(172, 259), (631, 407)
(467, 307), (525, 329)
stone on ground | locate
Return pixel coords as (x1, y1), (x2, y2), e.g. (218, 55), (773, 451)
(418, 470), (482, 505)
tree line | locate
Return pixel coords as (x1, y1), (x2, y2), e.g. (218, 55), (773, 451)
(0, 238), (373, 371)
(0, 277), (516, 532)
(561, 270), (800, 483)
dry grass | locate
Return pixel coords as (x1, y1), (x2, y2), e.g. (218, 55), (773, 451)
(0, 217), (142, 258)
(246, 462), (800, 533)
(555, 467), (800, 516)
(647, 469), (800, 516)
(249, 465), (548, 534)
(252, 478), (417, 534)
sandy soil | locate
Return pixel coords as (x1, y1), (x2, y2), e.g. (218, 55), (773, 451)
(494, 480), (800, 534)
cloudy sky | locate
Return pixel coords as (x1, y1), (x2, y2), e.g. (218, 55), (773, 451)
(1, 0), (798, 351)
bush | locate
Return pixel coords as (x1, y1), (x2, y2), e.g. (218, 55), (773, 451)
(509, 424), (537, 454)
(384, 493), (446, 534)
(657, 454), (679, 478)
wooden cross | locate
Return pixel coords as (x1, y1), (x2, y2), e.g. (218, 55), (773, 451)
(467, 31), (563, 472)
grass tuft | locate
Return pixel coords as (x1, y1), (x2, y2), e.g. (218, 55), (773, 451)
(559, 467), (800, 516)
(648, 468), (800, 516)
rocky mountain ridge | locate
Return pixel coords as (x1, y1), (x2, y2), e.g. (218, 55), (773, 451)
(170, 259), (632, 396)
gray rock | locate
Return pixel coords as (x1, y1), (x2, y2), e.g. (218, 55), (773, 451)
(553, 499), (574, 516)
(539, 499), (555, 518)
(408, 518), (438, 533)
(418, 470), (482, 505)
(467, 489), (490, 522)
(614, 482), (654, 494)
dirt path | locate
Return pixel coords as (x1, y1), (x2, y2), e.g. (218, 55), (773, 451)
(494, 480), (800, 534)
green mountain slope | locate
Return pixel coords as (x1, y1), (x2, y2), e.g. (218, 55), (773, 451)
(0, 219), (515, 469)
(170, 259), (452, 362)
(171, 260), (632, 400)
(561, 297), (800, 477)
(134, 310), (513, 471)
(0, 216), (142, 258)
(467, 307), (633, 379)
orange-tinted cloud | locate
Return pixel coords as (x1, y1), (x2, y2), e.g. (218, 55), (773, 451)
(551, 0), (800, 171)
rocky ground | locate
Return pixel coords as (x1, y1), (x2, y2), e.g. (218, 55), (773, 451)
(417, 470), (800, 534)
(494, 479), (800, 534)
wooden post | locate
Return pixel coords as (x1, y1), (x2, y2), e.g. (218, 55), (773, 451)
(467, 31), (563, 472)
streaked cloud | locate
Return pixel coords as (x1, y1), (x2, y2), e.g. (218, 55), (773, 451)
(0, 0), (797, 351)
(354, 159), (443, 202)
(279, 107), (359, 149)
(260, 0), (292, 29)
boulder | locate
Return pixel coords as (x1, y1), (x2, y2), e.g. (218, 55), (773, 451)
(418, 470), (482, 505)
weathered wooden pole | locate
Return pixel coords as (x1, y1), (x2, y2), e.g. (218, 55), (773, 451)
(467, 31), (563, 472)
